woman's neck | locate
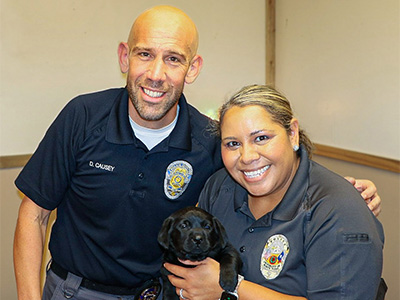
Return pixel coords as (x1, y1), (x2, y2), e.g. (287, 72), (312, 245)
(248, 155), (300, 220)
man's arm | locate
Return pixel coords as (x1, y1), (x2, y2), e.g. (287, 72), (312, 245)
(14, 196), (52, 300)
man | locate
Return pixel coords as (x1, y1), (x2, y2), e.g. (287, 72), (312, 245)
(13, 5), (381, 300)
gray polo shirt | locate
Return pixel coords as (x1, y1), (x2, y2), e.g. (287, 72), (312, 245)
(198, 146), (384, 299)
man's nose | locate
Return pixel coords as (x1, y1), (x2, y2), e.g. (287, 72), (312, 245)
(147, 57), (166, 82)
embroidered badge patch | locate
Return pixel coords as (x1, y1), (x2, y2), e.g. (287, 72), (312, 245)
(260, 234), (290, 280)
(164, 160), (193, 200)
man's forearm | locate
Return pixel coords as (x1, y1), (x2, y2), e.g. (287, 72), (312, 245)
(14, 197), (51, 300)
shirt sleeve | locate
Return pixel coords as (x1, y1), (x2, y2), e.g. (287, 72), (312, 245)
(304, 183), (384, 299)
(15, 98), (85, 210)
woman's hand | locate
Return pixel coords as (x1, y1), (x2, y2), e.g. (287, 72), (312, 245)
(164, 258), (223, 300)
(345, 177), (381, 216)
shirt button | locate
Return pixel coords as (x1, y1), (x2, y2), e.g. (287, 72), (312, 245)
(138, 172), (144, 179)
(240, 246), (246, 253)
(248, 227), (254, 233)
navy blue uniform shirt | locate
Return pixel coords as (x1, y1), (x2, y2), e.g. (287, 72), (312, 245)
(198, 146), (384, 299)
(15, 88), (223, 287)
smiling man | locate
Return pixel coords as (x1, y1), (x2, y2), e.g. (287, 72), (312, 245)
(118, 6), (203, 129)
(14, 6), (222, 300)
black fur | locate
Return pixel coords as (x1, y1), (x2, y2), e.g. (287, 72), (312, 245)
(157, 206), (242, 300)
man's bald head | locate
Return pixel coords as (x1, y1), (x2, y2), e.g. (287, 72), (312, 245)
(128, 5), (199, 59)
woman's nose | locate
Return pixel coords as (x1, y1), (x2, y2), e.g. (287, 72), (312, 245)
(240, 144), (260, 164)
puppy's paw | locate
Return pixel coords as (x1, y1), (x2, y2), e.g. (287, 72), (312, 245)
(219, 269), (238, 292)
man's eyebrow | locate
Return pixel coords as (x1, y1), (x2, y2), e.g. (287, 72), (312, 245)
(130, 46), (188, 62)
(130, 46), (151, 54)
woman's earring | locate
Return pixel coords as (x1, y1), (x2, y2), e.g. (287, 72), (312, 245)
(293, 145), (299, 152)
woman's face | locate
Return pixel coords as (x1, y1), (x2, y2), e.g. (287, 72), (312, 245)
(220, 105), (299, 203)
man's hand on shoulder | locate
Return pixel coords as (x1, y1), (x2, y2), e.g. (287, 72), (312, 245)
(345, 177), (381, 216)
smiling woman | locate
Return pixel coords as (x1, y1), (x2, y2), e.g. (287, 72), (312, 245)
(220, 105), (300, 215)
(168, 84), (385, 300)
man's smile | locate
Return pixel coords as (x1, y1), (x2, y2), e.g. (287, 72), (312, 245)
(142, 87), (165, 98)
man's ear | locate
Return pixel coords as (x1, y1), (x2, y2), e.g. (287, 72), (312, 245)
(118, 42), (130, 74)
(185, 55), (203, 84)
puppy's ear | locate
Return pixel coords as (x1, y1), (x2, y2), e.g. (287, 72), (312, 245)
(158, 217), (174, 249)
(212, 217), (229, 248)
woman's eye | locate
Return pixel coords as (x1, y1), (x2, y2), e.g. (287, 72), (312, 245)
(255, 135), (269, 142)
(225, 141), (240, 149)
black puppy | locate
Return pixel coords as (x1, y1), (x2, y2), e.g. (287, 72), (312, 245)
(157, 206), (242, 300)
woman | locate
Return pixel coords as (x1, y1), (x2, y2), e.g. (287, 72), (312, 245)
(165, 85), (384, 300)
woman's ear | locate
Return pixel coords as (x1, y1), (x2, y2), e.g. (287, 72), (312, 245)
(185, 55), (203, 84)
(118, 42), (130, 74)
(289, 118), (300, 148)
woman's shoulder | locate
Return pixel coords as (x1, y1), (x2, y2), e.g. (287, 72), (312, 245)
(306, 160), (372, 218)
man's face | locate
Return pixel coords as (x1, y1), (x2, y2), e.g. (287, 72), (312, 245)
(125, 22), (196, 129)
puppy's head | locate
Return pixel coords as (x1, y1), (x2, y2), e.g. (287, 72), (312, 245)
(158, 207), (228, 261)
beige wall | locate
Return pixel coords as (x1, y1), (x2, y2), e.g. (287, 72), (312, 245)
(1, 168), (22, 300)
(275, 0), (399, 160)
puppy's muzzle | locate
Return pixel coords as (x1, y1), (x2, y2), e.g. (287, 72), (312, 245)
(191, 231), (204, 245)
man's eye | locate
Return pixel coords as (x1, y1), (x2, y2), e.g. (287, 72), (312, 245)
(138, 52), (151, 58)
(167, 56), (181, 63)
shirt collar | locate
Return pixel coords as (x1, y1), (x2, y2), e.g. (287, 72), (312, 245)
(106, 88), (192, 151)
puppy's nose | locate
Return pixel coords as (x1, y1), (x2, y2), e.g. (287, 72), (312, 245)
(192, 234), (203, 245)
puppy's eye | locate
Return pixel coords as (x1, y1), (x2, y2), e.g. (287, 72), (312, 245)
(179, 221), (191, 229)
(203, 224), (211, 230)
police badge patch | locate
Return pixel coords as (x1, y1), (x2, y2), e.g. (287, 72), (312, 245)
(260, 234), (290, 280)
(164, 160), (193, 200)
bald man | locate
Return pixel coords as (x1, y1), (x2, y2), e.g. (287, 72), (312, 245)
(13, 5), (381, 300)
(14, 6), (220, 300)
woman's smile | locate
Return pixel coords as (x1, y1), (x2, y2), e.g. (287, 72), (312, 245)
(243, 165), (270, 179)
